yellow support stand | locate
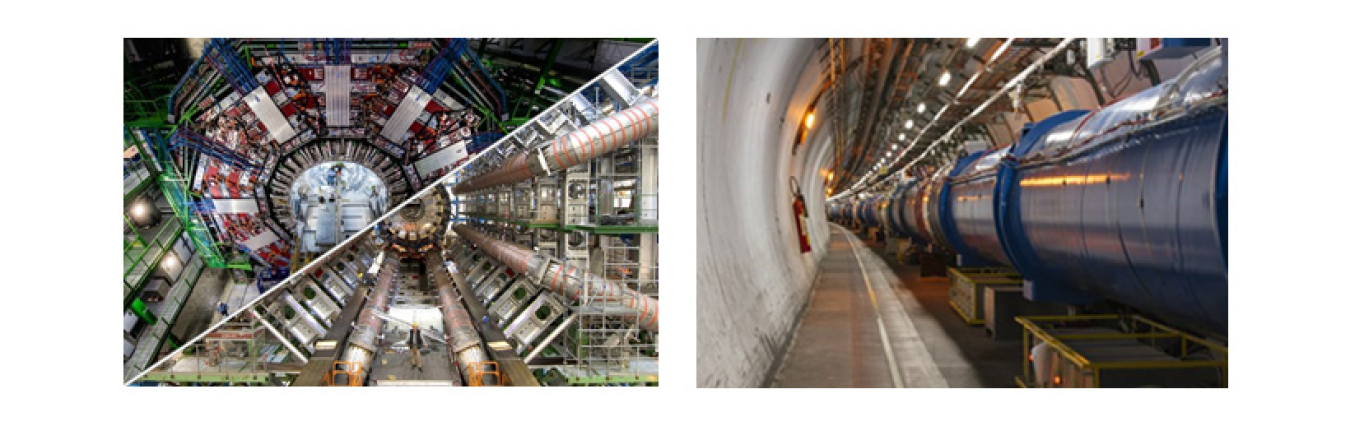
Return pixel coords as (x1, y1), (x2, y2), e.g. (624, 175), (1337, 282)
(1016, 314), (1227, 388)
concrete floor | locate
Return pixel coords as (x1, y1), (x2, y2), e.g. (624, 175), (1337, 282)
(171, 268), (233, 342)
(867, 235), (1024, 388)
(773, 225), (1021, 387)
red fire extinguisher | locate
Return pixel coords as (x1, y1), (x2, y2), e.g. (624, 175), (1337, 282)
(790, 177), (812, 253)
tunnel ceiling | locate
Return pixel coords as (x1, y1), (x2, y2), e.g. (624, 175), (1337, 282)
(815, 38), (1073, 198)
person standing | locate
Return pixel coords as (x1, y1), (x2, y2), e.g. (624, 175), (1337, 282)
(408, 323), (424, 372)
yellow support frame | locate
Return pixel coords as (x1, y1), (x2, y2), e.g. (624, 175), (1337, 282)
(946, 267), (1021, 325)
(1016, 314), (1227, 388)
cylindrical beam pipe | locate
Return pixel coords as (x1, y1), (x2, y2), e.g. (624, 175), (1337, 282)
(425, 251), (491, 383)
(452, 224), (659, 332)
(452, 97), (659, 194)
(343, 252), (396, 369)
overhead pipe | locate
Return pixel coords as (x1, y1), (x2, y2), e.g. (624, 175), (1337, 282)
(452, 97), (659, 194)
(425, 251), (493, 384)
(452, 224), (659, 332)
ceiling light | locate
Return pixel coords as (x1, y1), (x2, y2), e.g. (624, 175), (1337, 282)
(805, 113), (815, 129)
(939, 71), (952, 87)
(905, 119), (914, 130)
(918, 103), (927, 114)
(989, 38), (1014, 62)
(891, 143), (898, 150)
(966, 38), (980, 49)
(130, 202), (150, 221)
(898, 134), (906, 141)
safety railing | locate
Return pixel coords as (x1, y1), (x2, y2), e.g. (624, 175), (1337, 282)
(465, 361), (503, 386)
(324, 361), (364, 386)
(123, 214), (184, 303)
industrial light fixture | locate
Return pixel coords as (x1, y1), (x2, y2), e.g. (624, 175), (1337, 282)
(939, 71), (952, 87)
(805, 112), (815, 129)
(161, 253), (178, 270)
(918, 103), (927, 114)
(898, 134), (906, 141)
(966, 38), (981, 49)
(989, 38), (1014, 62)
(130, 201), (151, 222)
(891, 143), (898, 150)
(905, 119), (914, 130)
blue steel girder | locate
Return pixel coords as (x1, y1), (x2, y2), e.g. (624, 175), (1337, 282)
(618, 42), (659, 86)
(467, 132), (504, 153)
(171, 128), (261, 171)
(205, 38), (259, 95)
(462, 46), (506, 112)
(418, 38), (470, 94)
(326, 38), (352, 65)
(167, 49), (214, 118)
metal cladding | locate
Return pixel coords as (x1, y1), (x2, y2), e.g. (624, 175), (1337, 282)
(945, 146), (1012, 265)
(425, 251), (489, 377)
(453, 97), (660, 194)
(859, 198), (881, 228)
(884, 180), (916, 237)
(345, 253), (396, 365)
(1004, 49), (1228, 335)
(903, 179), (934, 244)
(830, 48), (1227, 336)
(452, 224), (659, 332)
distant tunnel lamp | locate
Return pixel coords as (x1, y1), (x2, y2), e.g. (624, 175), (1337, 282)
(939, 71), (952, 87)
(905, 119), (914, 130)
(966, 38), (981, 48)
(805, 112), (815, 129)
(917, 103), (927, 114)
(898, 134), (906, 141)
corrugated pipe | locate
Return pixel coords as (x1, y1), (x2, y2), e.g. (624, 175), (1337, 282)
(452, 224), (658, 332)
(452, 97), (658, 194)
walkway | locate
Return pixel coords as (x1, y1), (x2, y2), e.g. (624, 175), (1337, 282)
(773, 225), (978, 387)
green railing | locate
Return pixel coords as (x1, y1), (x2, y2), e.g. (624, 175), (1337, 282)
(126, 127), (249, 270)
(158, 171), (230, 269)
(123, 213), (183, 306)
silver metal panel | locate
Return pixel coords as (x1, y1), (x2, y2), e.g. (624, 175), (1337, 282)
(413, 142), (468, 175)
(324, 65), (352, 127)
(211, 198), (260, 214)
(380, 86), (432, 141)
(244, 87), (298, 143)
(241, 229), (280, 251)
(313, 204), (338, 245)
(598, 69), (640, 109)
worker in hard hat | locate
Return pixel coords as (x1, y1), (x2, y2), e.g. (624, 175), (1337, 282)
(408, 323), (424, 372)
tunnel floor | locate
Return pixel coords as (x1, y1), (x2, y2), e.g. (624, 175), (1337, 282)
(772, 225), (1021, 387)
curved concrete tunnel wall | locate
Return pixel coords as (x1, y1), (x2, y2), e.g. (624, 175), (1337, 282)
(698, 39), (837, 387)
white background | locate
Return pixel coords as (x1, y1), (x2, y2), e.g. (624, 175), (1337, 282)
(0, 1), (1345, 424)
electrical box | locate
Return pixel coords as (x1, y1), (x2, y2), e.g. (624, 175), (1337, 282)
(1136, 38), (1213, 61)
(1085, 38), (1113, 69)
